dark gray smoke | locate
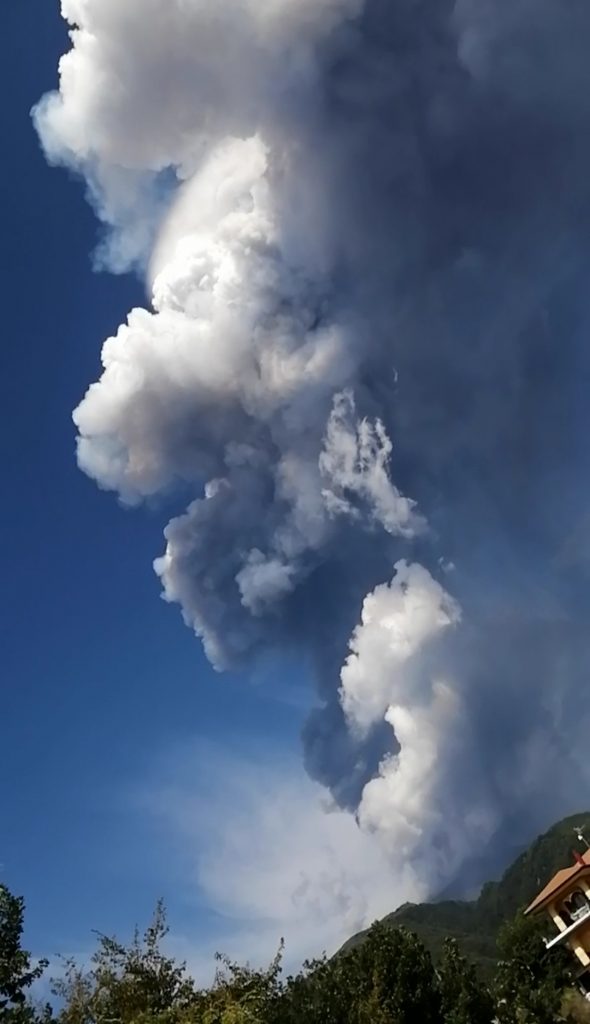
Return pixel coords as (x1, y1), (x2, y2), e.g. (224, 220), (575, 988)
(34, 0), (590, 896)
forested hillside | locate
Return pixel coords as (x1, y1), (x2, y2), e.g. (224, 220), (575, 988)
(343, 812), (590, 974)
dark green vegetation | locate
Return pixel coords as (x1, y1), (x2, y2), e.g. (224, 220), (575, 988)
(0, 886), (49, 1024)
(343, 812), (590, 975)
(4, 812), (590, 1024)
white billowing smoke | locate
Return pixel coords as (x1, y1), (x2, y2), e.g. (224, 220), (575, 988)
(340, 562), (496, 882)
(144, 747), (428, 972)
(35, 0), (446, 885)
(341, 561), (461, 737)
(36, 0), (363, 268)
(320, 394), (425, 538)
(73, 135), (354, 505)
(36, 0), (590, 905)
(68, 123), (419, 670)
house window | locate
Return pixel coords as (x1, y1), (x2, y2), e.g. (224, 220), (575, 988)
(562, 889), (590, 925)
(560, 903), (573, 927)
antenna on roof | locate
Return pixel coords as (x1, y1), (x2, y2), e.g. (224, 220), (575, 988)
(573, 825), (590, 850)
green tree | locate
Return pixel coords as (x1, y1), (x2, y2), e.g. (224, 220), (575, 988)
(561, 989), (590, 1023)
(279, 950), (363, 1024)
(354, 924), (441, 1024)
(53, 901), (199, 1024)
(280, 923), (441, 1024)
(437, 938), (493, 1024)
(200, 948), (283, 1024)
(494, 911), (571, 1024)
(0, 883), (49, 1024)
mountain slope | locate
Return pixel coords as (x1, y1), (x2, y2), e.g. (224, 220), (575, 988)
(342, 812), (590, 974)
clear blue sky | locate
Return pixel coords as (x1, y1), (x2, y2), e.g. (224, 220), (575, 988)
(0, 1), (308, 965)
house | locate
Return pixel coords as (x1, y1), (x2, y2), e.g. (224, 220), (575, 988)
(525, 845), (590, 1001)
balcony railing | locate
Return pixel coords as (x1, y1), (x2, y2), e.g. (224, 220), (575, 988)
(545, 903), (590, 950)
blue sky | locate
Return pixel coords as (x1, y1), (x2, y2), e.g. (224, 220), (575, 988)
(1, 5), (416, 976)
(1, 1), (318, 969)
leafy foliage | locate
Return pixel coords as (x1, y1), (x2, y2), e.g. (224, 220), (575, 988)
(438, 938), (494, 1024)
(494, 912), (571, 1024)
(561, 990), (590, 1023)
(202, 949), (283, 1024)
(50, 916), (485, 1024)
(5, 810), (590, 1024)
(52, 900), (199, 1024)
(0, 884), (49, 1024)
(0, 880), (583, 1024)
(279, 923), (442, 1024)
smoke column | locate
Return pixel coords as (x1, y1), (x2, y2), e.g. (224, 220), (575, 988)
(35, 0), (590, 898)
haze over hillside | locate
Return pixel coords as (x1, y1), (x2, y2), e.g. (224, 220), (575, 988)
(343, 811), (590, 975)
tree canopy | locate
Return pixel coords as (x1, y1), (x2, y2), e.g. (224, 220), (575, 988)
(0, 884), (49, 1024)
(2, 880), (588, 1024)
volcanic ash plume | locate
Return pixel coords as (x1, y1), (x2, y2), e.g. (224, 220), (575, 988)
(35, 0), (590, 898)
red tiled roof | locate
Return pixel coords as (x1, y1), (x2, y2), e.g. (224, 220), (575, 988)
(525, 850), (590, 916)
